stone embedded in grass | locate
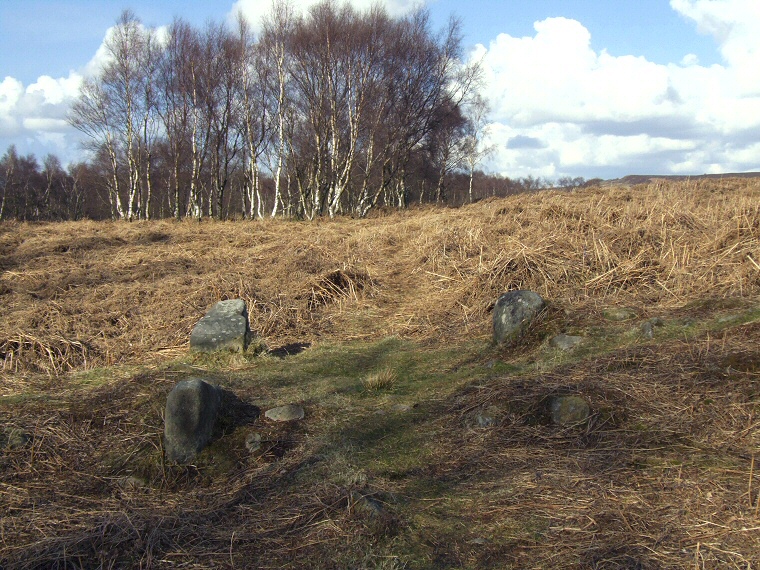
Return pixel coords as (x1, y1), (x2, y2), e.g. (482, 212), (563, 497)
(190, 299), (251, 353)
(549, 334), (583, 351)
(493, 290), (546, 345)
(1, 427), (32, 449)
(640, 317), (665, 339)
(264, 404), (305, 422)
(164, 378), (222, 463)
(476, 414), (496, 427)
(118, 475), (149, 489)
(548, 395), (590, 427)
(351, 490), (385, 519)
(245, 431), (262, 452)
(602, 307), (637, 321)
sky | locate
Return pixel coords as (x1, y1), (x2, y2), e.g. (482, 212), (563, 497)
(1, 0), (759, 180)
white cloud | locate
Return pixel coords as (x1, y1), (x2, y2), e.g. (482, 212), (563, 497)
(0, 76), (25, 137)
(0, 72), (83, 162)
(671, 0), (760, 95)
(477, 1), (760, 178)
(229, 0), (426, 30)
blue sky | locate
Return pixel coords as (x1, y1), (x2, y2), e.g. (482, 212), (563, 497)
(1, 0), (759, 180)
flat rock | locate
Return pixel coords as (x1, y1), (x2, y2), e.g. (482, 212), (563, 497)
(164, 378), (222, 463)
(265, 404), (305, 422)
(493, 290), (546, 345)
(602, 307), (637, 321)
(190, 299), (251, 353)
(549, 334), (583, 351)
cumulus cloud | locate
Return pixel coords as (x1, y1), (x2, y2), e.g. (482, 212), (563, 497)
(5, 0), (760, 179)
(0, 72), (83, 162)
(476, 0), (760, 178)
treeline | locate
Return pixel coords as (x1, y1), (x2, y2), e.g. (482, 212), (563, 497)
(0, 142), (595, 221)
(0, 146), (100, 221)
(0, 1), (594, 222)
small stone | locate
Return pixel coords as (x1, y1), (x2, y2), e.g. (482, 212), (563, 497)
(641, 317), (665, 339)
(391, 404), (411, 413)
(640, 321), (655, 339)
(548, 395), (590, 426)
(718, 314), (741, 324)
(351, 491), (385, 518)
(476, 414), (495, 427)
(118, 475), (149, 489)
(2, 427), (32, 449)
(264, 404), (305, 422)
(245, 432), (262, 452)
(549, 334), (583, 351)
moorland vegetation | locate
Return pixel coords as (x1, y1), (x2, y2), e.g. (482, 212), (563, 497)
(0, 179), (759, 568)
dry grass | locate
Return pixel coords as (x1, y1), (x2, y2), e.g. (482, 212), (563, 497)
(0, 178), (758, 376)
(0, 178), (759, 569)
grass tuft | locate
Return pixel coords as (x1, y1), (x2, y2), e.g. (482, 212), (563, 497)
(361, 367), (398, 392)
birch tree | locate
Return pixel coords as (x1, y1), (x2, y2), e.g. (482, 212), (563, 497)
(260, 0), (295, 217)
(156, 19), (194, 219)
(236, 13), (268, 219)
(461, 92), (494, 203)
(70, 77), (125, 219)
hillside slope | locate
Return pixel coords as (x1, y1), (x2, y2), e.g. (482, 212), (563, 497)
(1, 178), (758, 373)
(1, 179), (759, 569)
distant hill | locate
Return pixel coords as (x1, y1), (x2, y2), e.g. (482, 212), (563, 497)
(605, 172), (760, 186)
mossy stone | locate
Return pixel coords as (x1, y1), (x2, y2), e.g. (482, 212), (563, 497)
(549, 395), (590, 426)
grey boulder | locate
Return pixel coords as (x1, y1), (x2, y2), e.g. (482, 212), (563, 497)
(190, 299), (251, 353)
(164, 378), (222, 463)
(493, 290), (546, 345)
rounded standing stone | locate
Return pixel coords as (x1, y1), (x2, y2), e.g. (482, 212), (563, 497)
(164, 378), (222, 463)
(493, 290), (546, 345)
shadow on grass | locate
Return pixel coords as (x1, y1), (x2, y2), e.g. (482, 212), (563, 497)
(3, 319), (760, 569)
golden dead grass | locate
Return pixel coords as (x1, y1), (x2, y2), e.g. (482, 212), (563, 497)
(0, 178), (758, 377)
(0, 178), (759, 568)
